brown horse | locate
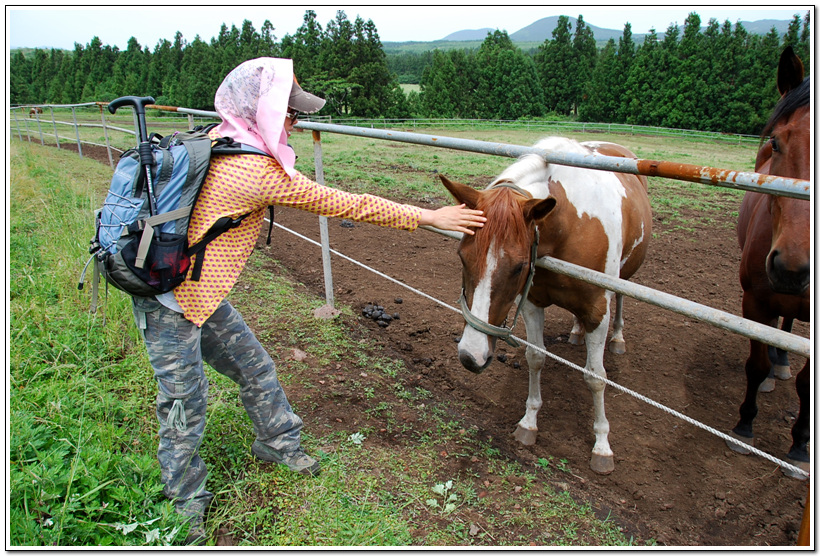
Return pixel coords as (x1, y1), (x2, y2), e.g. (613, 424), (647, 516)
(728, 46), (811, 479)
(28, 107), (43, 117)
(441, 137), (651, 474)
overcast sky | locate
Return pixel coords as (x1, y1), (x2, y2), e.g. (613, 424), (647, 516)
(8, 4), (810, 51)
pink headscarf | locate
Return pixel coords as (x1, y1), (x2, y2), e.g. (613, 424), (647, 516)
(214, 57), (297, 177)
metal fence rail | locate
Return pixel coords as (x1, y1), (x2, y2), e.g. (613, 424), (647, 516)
(290, 116), (762, 146)
(9, 103), (209, 166)
(297, 121), (810, 199)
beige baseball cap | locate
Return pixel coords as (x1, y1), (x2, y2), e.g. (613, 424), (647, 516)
(289, 77), (326, 114)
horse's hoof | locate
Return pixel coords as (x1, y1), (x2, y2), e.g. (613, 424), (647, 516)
(726, 430), (753, 455)
(513, 426), (537, 446)
(758, 377), (776, 393)
(782, 458), (809, 480)
(608, 339), (626, 355)
(568, 333), (585, 346)
(773, 364), (792, 381)
(590, 453), (615, 475)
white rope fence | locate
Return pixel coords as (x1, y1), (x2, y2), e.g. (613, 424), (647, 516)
(267, 217), (810, 480)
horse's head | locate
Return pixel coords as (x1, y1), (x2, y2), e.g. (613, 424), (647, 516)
(440, 175), (555, 373)
(757, 46), (811, 295)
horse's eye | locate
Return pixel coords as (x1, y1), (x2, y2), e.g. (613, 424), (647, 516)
(770, 137), (780, 153)
(512, 263), (525, 276)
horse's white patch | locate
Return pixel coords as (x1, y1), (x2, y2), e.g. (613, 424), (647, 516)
(459, 239), (502, 357)
(491, 137), (628, 276)
(621, 222), (645, 269)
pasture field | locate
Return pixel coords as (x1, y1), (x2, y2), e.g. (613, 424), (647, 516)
(399, 83), (422, 95)
(10, 124), (800, 547)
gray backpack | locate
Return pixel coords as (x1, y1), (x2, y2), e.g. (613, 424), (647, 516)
(79, 124), (273, 309)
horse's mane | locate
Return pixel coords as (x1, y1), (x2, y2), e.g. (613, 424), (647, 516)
(491, 137), (589, 190)
(471, 187), (532, 275)
(491, 155), (549, 188)
(761, 76), (811, 139)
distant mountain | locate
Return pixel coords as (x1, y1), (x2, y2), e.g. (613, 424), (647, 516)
(441, 28), (495, 41)
(434, 15), (793, 45)
(510, 16), (624, 42)
(740, 19), (794, 35)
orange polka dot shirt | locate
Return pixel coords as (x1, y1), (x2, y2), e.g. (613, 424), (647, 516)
(172, 133), (423, 327)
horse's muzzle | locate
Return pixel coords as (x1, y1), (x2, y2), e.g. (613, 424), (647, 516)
(767, 252), (810, 295)
(768, 273), (810, 296)
(458, 350), (493, 374)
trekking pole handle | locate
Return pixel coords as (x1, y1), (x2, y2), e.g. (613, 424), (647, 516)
(109, 96), (158, 215)
(108, 96), (155, 143)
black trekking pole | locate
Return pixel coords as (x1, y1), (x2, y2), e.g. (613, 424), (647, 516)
(108, 96), (158, 215)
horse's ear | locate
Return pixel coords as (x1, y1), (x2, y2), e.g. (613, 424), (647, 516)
(523, 197), (556, 222)
(777, 46), (804, 95)
(439, 175), (479, 210)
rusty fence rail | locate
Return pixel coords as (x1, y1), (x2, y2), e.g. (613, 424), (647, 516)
(297, 121), (810, 200)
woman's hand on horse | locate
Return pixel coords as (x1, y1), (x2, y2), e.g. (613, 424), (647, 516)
(419, 204), (486, 235)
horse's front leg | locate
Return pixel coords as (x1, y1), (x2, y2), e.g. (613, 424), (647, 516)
(727, 337), (769, 454)
(759, 318), (793, 393)
(582, 302), (615, 474)
(513, 299), (545, 446)
(784, 358), (810, 479)
(728, 294), (774, 454)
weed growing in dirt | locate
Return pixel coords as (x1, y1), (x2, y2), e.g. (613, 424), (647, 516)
(426, 480), (459, 514)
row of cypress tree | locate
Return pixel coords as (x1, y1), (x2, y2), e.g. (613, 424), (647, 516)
(10, 10), (810, 135)
(415, 13), (811, 134)
(10, 10), (409, 118)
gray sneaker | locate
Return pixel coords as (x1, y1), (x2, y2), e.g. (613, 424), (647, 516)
(251, 441), (321, 477)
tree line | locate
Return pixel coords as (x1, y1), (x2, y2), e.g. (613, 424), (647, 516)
(415, 12), (810, 134)
(10, 10), (409, 118)
(10, 10), (810, 135)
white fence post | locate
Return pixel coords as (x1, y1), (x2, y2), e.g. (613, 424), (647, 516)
(71, 107), (83, 158)
(49, 107), (60, 149)
(311, 129), (335, 310)
(35, 110), (45, 144)
(24, 110), (32, 142)
(100, 105), (114, 169)
(12, 108), (23, 141)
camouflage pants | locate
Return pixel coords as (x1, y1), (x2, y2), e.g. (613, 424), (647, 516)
(132, 296), (304, 519)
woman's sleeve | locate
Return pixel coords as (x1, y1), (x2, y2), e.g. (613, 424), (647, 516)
(259, 166), (422, 231)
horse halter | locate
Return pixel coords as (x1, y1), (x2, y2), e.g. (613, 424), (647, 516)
(459, 182), (540, 348)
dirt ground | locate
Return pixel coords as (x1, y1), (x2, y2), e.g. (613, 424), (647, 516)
(72, 143), (811, 546)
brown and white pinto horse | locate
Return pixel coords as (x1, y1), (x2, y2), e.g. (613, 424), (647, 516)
(441, 137), (651, 474)
(728, 46), (811, 479)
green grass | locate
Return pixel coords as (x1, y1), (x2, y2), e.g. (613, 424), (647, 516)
(9, 143), (187, 546)
(8, 126), (754, 545)
(399, 84), (421, 95)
